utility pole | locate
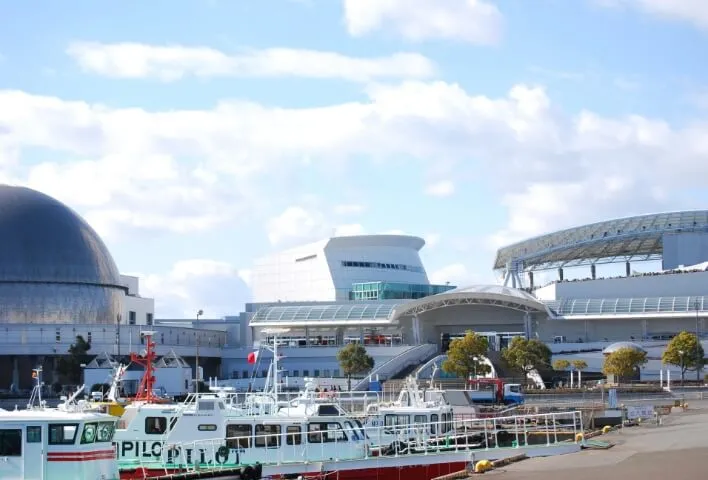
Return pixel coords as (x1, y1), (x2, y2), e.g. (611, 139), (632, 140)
(195, 309), (203, 392)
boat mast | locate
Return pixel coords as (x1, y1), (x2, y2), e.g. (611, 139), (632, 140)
(131, 331), (158, 402)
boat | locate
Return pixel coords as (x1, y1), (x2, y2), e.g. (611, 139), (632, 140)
(361, 375), (455, 449)
(0, 368), (121, 480)
(111, 331), (585, 480)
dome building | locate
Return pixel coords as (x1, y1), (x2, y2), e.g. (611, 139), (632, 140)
(0, 185), (125, 324)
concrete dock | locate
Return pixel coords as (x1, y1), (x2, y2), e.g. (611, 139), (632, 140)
(492, 401), (708, 479)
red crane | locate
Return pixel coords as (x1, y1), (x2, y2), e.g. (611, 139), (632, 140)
(130, 331), (159, 403)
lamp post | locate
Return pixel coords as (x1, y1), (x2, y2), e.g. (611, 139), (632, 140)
(695, 299), (702, 382)
(195, 309), (203, 392)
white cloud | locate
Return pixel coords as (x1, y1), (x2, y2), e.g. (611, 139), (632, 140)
(424, 233), (441, 248)
(1, 80), (707, 262)
(429, 263), (476, 286)
(343, 0), (504, 44)
(266, 206), (366, 246)
(333, 203), (366, 215)
(424, 180), (455, 197)
(594, 0), (708, 30)
(141, 259), (251, 317)
(66, 42), (437, 82)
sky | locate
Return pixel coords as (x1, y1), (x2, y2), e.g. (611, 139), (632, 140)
(1, 0), (707, 318)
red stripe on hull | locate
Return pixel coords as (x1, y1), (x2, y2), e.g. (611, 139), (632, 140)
(120, 462), (469, 480)
(48, 449), (116, 462)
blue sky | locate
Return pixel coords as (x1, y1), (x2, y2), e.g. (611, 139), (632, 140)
(0, 0), (707, 317)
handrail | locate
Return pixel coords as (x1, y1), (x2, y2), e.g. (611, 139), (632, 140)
(352, 344), (438, 391)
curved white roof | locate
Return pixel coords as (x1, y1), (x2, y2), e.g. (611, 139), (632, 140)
(391, 284), (549, 319)
(602, 341), (647, 355)
(446, 285), (541, 303)
(326, 234), (425, 251)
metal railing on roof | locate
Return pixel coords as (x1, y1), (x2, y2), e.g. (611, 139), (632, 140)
(545, 295), (707, 316)
(251, 303), (399, 324)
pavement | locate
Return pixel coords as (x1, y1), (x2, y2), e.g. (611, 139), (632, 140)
(490, 400), (708, 480)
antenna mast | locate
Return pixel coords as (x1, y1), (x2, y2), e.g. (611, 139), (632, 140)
(131, 331), (159, 402)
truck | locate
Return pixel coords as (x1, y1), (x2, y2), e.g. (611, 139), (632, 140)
(465, 378), (524, 405)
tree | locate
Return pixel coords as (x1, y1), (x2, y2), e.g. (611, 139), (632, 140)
(552, 359), (571, 387)
(442, 331), (490, 380)
(56, 335), (92, 385)
(662, 331), (705, 384)
(571, 360), (588, 387)
(502, 337), (552, 381)
(337, 343), (374, 391)
(602, 347), (647, 382)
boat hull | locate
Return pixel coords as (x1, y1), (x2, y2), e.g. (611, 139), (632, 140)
(120, 461), (468, 480)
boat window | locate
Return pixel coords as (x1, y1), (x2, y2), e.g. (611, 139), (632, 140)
(0, 429), (21, 456)
(226, 424), (251, 449)
(255, 425), (281, 448)
(430, 414), (438, 434)
(307, 423), (347, 443)
(197, 400), (215, 411)
(49, 424), (79, 445)
(354, 419), (369, 440)
(317, 405), (340, 416)
(96, 422), (115, 442)
(344, 421), (360, 441)
(384, 415), (409, 428)
(145, 417), (167, 435)
(26, 426), (41, 443)
(414, 415), (427, 424)
(286, 425), (302, 445)
(81, 423), (97, 444)
(199, 424), (218, 432)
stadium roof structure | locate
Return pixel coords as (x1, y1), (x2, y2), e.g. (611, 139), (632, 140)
(494, 210), (708, 272)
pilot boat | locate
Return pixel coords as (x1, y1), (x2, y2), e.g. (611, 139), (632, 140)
(0, 368), (120, 480)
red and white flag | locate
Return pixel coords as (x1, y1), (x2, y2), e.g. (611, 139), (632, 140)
(247, 351), (259, 364)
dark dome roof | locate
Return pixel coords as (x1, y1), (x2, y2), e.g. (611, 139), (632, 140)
(0, 185), (121, 285)
(0, 185), (125, 324)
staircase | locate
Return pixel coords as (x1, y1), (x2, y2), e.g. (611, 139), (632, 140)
(352, 344), (438, 391)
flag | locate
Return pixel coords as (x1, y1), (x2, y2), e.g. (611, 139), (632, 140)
(247, 351), (259, 364)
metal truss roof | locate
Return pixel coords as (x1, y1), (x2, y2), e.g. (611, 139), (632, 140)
(391, 289), (550, 319)
(250, 303), (399, 327)
(494, 210), (708, 271)
(545, 295), (707, 317)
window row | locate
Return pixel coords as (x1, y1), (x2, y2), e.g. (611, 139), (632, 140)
(225, 421), (366, 449)
(0, 422), (115, 456)
(341, 261), (424, 273)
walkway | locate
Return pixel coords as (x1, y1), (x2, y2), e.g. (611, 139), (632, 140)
(495, 401), (708, 479)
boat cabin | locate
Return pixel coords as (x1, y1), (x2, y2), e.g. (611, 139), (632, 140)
(0, 409), (118, 480)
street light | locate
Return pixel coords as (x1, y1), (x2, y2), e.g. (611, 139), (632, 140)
(195, 309), (203, 392)
(695, 299), (702, 382)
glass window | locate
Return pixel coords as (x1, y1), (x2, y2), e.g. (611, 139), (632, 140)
(198, 424), (217, 431)
(255, 425), (281, 448)
(145, 417), (167, 435)
(286, 425), (301, 445)
(226, 424), (251, 449)
(430, 414), (438, 435)
(96, 422), (114, 442)
(49, 424), (79, 445)
(26, 426), (41, 443)
(0, 429), (21, 456)
(81, 423), (97, 444)
(307, 423), (347, 443)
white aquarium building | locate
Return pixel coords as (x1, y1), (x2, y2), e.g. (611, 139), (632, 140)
(250, 235), (435, 303)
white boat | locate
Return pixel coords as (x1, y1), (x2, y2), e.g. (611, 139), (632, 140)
(362, 375), (455, 449)
(0, 368), (120, 480)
